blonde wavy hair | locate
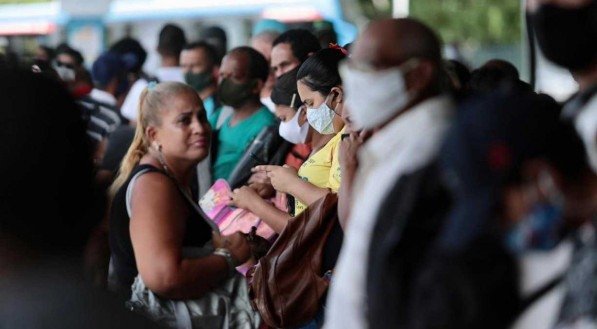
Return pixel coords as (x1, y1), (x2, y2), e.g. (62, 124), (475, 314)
(109, 81), (201, 196)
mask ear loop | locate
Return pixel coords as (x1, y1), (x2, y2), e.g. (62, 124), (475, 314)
(325, 90), (342, 117)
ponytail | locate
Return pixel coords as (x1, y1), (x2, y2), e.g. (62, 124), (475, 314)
(109, 81), (201, 197)
(109, 88), (150, 196)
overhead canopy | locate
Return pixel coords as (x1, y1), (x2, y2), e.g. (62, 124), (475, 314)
(106, 0), (319, 22)
(0, 2), (60, 35)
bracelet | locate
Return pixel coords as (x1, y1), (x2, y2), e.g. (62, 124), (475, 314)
(213, 248), (236, 277)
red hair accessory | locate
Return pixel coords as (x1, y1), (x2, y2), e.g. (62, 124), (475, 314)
(329, 43), (349, 56)
(487, 141), (512, 172)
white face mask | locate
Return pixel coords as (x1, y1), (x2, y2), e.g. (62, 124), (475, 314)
(55, 65), (75, 82)
(306, 95), (337, 135)
(341, 59), (419, 130)
(279, 107), (309, 144)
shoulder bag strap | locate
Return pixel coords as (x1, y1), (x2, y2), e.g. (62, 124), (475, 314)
(516, 273), (565, 317)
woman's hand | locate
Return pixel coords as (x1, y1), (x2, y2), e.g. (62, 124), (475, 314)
(248, 170), (271, 185)
(248, 172), (275, 198)
(229, 185), (263, 211)
(252, 165), (299, 194)
(339, 130), (371, 173)
(212, 231), (252, 265)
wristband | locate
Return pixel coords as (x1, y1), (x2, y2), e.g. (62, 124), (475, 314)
(213, 248), (236, 277)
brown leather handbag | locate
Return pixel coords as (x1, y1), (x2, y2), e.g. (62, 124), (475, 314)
(249, 193), (339, 328)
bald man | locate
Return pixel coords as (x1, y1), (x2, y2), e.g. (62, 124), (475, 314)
(326, 18), (454, 328)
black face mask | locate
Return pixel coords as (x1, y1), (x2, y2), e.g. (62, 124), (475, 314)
(531, 1), (597, 71)
(217, 78), (257, 108)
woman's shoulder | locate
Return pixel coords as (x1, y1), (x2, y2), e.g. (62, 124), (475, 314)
(132, 166), (176, 194)
(129, 167), (186, 216)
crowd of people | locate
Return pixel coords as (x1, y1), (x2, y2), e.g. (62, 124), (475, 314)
(0, 0), (595, 328)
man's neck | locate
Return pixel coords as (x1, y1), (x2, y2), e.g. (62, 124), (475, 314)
(161, 56), (179, 68)
(231, 99), (262, 125)
(198, 85), (217, 101)
(575, 64), (597, 92)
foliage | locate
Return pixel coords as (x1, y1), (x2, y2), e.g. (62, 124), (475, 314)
(410, 0), (522, 45)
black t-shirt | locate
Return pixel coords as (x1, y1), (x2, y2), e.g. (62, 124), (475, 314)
(109, 164), (212, 291)
(100, 125), (135, 174)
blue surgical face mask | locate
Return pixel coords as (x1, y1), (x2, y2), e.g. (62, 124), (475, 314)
(504, 202), (564, 254)
(306, 94), (337, 135)
(504, 172), (566, 254)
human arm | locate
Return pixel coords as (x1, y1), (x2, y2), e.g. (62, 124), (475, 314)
(129, 173), (251, 300)
(252, 165), (330, 207)
(229, 185), (292, 234)
(337, 132), (364, 229)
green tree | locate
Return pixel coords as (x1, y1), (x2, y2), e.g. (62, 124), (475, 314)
(410, 0), (522, 46)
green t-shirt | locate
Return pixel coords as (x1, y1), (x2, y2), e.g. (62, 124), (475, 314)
(203, 94), (220, 119)
(209, 106), (276, 181)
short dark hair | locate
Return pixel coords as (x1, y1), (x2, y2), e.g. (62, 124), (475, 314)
(273, 29), (321, 63)
(158, 23), (187, 59)
(296, 48), (347, 96)
(229, 46), (270, 82)
(469, 59), (530, 94)
(183, 41), (221, 67)
(38, 45), (55, 61)
(200, 26), (228, 60)
(110, 37), (147, 74)
(56, 44), (84, 66)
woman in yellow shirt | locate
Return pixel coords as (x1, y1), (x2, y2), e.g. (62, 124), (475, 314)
(230, 48), (347, 233)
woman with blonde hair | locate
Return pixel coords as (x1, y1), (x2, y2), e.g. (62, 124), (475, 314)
(108, 82), (252, 310)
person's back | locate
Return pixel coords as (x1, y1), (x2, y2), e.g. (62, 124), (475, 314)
(325, 18), (454, 329)
(121, 23), (187, 123)
(413, 92), (597, 329)
(0, 68), (157, 328)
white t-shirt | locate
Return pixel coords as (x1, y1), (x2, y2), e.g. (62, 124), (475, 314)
(511, 240), (573, 329)
(120, 67), (185, 122)
(325, 96), (454, 329)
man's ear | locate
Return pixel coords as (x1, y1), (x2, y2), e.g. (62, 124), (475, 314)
(253, 79), (264, 94)
(404, 60), (435, 95)
(107, 77), (119, 95)
(211, 66), (220, 81)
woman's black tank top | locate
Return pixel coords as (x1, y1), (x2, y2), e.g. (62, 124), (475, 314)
(109, 164), (212, 290)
